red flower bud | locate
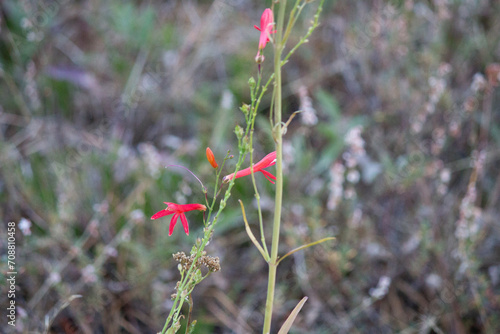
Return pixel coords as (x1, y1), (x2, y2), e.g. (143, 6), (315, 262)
(206, 147), (218, 168)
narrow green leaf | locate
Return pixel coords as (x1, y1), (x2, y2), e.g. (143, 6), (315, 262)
(239, 200), (269, 261)
(277, 237), (335, 265)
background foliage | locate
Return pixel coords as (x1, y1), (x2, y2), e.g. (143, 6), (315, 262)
(1, 0), (500, 333)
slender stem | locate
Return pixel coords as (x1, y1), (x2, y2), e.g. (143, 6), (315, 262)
(262, 1), (287, 333)
(249, 77), (270, 258)
(269, 83), (276, 128)
(161, 152), (248, 333)
(282, 0), (325, 67)
(282, 0), (304, 46)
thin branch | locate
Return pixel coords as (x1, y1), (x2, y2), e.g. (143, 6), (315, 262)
(165, 164), (206, 193)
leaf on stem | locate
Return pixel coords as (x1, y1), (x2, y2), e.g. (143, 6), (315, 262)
(239, 200), (270, 261)
(277, 237), (335, 265)
(280, 110), (302, 135)
(277, 296), (308, 334)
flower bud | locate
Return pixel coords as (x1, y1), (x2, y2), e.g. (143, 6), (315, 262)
(255, 53), (265, 64)
(248, 77), (256, 88)
(234, 125), (244, 140)
(206, 147), (218, 168)
(240, 103), (250, 115)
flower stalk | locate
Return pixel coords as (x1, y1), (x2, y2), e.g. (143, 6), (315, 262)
(156, 2), (326, 332)
(159, 151), (249, 334)
(262, 0), (287, 333)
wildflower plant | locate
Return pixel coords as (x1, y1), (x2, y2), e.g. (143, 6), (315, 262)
(151, 1), (332, 333)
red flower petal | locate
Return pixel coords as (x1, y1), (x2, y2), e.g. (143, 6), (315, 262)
(260, 169), (276, 184)
(169, 213), (180, 236)
(152, 202), (206, 236)
(179, 203), (207, 212)
(253, 151), (276, 170)
(180, 213), (189, 235)
(151, 209), (174, 220)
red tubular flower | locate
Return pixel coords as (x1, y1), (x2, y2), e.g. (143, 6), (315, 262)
(151, 202), (206, 236)
(206, 147), (218, 168)
(254, 8), (275, 50)
(254, 8), (276, 63)
(223, 151), (277, 184)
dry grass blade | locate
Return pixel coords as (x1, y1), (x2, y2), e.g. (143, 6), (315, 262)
(277, 296), (308, 334)
(43, 295), (82, 334)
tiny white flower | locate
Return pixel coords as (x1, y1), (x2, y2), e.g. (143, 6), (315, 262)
(19, 218), (32, 236)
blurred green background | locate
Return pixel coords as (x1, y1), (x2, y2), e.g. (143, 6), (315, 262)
(1, 0), (500, 333)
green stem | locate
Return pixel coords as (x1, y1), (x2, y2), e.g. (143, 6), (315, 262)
(281, 0), (325, 67)
(262, 1), (287, 333)
(282, 0), (304, 46)
(248, 74), (270, 259)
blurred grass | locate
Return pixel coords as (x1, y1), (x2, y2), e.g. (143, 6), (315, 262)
(1, 0), (500, 333)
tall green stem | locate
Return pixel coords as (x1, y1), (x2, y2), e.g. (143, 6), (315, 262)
(262, 1), (287, 333)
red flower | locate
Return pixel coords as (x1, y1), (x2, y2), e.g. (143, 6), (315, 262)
(254, 8), (276, 63)
(151, 202), (207, 236)
(223, 151), (277, 184)
(254, 8), (275, 50)
(206, 147), (218, 169)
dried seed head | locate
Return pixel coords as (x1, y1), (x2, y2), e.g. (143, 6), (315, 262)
(201, 255), (221, 272)
(173, 251), (221, 272)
